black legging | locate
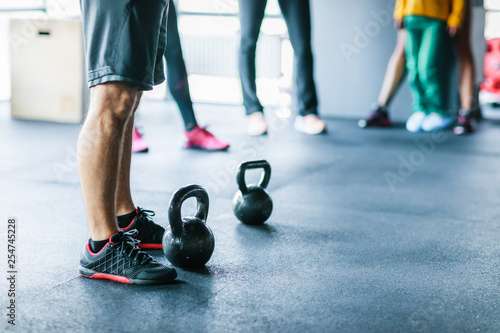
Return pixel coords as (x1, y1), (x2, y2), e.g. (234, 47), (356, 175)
(238, 0), (318, 116)
(164, 0), (197, 131)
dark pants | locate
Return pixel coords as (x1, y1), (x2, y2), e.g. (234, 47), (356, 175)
(238, 0), (318, 116)
(164, 0), (197, 130)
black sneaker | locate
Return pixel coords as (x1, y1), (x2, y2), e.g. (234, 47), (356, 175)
(79, 230), (177, 285)
(120, 207), (164, 250)
(358, 105), (391, 128)
(453, 108), (476, 135)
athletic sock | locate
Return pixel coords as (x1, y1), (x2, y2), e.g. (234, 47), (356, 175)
(89, 238), (109, 253)
(116, 210), (137, 228)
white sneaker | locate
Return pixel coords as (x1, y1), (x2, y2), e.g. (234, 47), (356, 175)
(247, 112), (267, 136)
(421, 112), (452, 132)
(294, 114), (327, 135)
(406, 111), (426, 133)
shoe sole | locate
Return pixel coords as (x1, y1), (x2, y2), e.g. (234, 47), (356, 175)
(139, 243), (163, 250)
(453, 126), (475, 135)
(132, 148), (149, 153)
(422, 124), (453, 132)
(184, 143), (230, 151)
(79, 266), (177, 285)
(294, 120), (327, 135)
(358, 119), (392, 128)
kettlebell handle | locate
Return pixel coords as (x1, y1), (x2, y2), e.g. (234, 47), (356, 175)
(236, 160), (271, 194)
(168, 184), (209, 237)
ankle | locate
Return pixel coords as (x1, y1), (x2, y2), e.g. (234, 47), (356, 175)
(116, 209), (137, 228)
(185, 123), (198, 132)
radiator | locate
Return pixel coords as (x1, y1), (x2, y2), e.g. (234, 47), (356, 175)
(180, 33), (283, 78)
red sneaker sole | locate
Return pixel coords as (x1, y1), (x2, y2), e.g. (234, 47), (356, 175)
(80, 272), (132, 284)
(139, 243), (163, 250)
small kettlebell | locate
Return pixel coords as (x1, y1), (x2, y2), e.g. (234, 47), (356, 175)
(233, 160), (273, 225)
(163, 184), (215, 268)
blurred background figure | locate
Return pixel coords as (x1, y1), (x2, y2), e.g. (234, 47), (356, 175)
(133, 0), (229, 152)
(238, 0), (326, 136)
(359, 0), (476, 135)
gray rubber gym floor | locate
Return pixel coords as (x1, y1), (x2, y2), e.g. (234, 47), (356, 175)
(1, 99), (500, 332)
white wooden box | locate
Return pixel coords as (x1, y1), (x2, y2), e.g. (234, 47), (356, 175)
(10, 18), (87, 123)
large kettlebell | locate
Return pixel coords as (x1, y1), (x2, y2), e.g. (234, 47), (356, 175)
(163, 184), (215, 268)
(233, 160), (273, 225)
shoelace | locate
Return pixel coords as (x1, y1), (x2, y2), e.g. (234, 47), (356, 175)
(136, 207), (155, 222)
(115, 230), (153, 265)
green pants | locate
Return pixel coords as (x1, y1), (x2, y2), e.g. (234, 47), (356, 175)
(404, 16), (449, 115)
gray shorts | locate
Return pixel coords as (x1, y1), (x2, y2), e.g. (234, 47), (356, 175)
(80, 0), (169, 91)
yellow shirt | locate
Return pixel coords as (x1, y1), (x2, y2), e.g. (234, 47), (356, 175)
(393, 0), (465, 27)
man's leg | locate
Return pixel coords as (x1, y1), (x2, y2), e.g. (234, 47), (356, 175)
(113, 91), (167, 248)
(78, 0), (176, 285)
(115, 92), (142, 217)
(77, 82), (138, 241)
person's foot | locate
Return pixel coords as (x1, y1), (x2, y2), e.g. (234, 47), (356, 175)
(358, 105), (391, 128)
(247, 112), (267, 136)
(132, 127), (149, 153)
(453, 108), (476, 135)
(421, 112), (453, 132)
(184, 125), (230, 151)
(294, 114), (327, 135)
(120, 207), (165, 249)
(406, 111), (427, 133)
(79, 230), (177, 285)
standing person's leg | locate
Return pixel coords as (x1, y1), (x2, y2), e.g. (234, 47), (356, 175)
(417, 18), (452, 131)
(115, 92), (142, 217)
(457, 0), (474, 111)
(359, 29), (407, 128)
(404, 16), (427, 132)
(238, 0), (268, 135)
(165, 0), (196, 131)
(163, 0), (229, 150)
(78, 83), (138, 241)
(454, 0), (476, 134)
(278, 0), (326, 134)
(78, 0), (176, 284)
(114, 92), (166, 248)
(378, 29), (408, 107)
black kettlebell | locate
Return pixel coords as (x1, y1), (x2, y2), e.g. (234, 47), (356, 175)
(163, 184), (215, 268)
(233, 160), (273, 225)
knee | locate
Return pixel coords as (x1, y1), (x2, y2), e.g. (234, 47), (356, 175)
(89, 83), (138, 131)
(417, 64), (438, 84)
(293, 46), (313, 64)
(239, 37), (257, 55)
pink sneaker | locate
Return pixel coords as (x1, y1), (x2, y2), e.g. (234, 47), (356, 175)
(184, 125), (230, 151)
(132, 127), (149, 153)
